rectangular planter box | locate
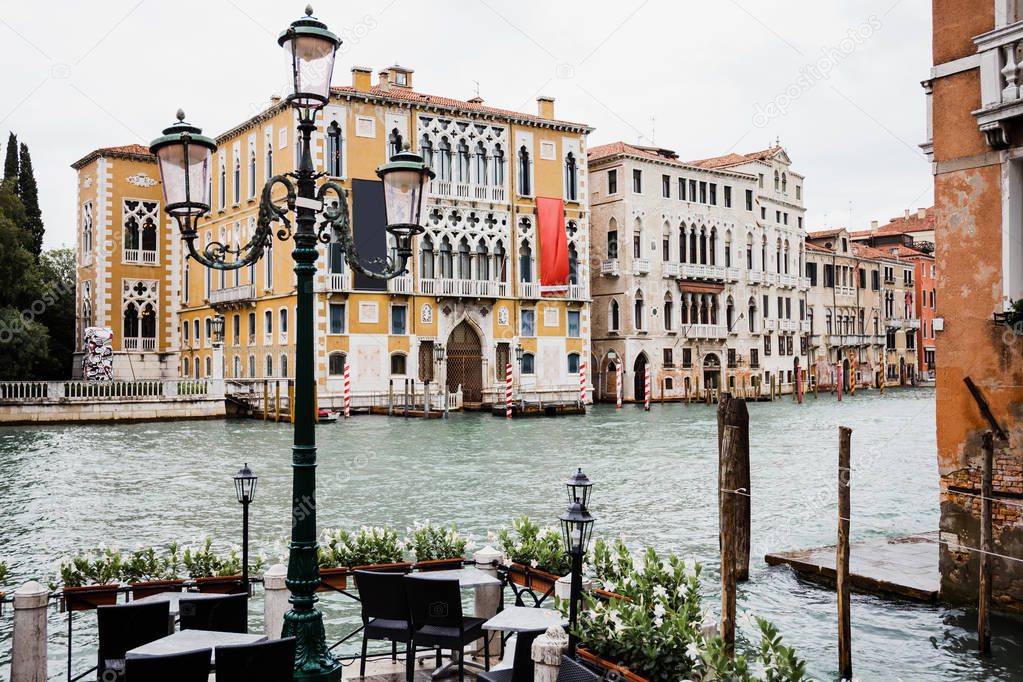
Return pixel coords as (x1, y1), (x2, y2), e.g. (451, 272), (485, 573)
(577, 649), (650, 682)
(192, 575), (245, 594)
(507, 562), (562, 594)
(62, 584), (120, 612)
(350, 562), (413, 574)
(129, 579), (185, 601)
(317, 567), (350, 592)
(414, 558), (465, 572)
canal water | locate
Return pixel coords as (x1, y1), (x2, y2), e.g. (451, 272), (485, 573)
(0, 387), (1020, 680)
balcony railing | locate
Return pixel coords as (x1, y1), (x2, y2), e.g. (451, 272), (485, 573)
(325, 271), (352, 292)
(633, 258), (651, 275)
(663, 262), (681, 278)
(725, 267), (740, 282)
(685, 323), (727, 339)
(905, 318), (921, 330)
(387, 276), (413, 295)
(420, 278), (510, 298)
(836, 286), (856, 297)
(798, 276), (811, 290)
(601, 259), (620, 276)
(887, 319), (904, 330)
(748, 270), (765, 285)
(800, 320), (811, 333)
(519, 281), (540, 299)
(429, 179), (508, 203)
(779, 319), (798, 332)
(779, 274), (798, 289)
(123, 337), (157, 351)
(762, 272), (779, 286)
(209, 284), (256, 306)
(974, 21), (1023, 147)
(764, 319), (777, 331)
(123, 249), (158, 265)
(680, 263), (725, 280)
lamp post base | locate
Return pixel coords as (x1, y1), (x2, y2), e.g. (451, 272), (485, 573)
(282, 608), (342, 681)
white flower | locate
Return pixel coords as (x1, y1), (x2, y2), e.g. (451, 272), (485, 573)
(653, 584), (668, 600)
(653, 602), (666, 619)
(685, 642), (701, 661)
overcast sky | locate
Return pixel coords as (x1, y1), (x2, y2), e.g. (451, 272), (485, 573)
(0, 0), (932, 250)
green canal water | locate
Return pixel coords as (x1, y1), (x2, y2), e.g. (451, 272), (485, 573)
(0, 387), (1021, 680)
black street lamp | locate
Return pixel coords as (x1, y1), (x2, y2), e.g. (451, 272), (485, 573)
(560, 468), (595, 657)
(233, 463), (258, 594)
(515, 343), (524, 366)
(151, 8), (432, 680)
(212, 314), (225, 345)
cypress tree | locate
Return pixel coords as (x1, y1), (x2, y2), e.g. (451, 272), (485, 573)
(2, 132), (17, 189)
(17, 142), (43, 256)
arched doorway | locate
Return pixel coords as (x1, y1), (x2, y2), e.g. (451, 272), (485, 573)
(703, 353), (721, 390)
(633, 354), (647, 401)
(446, 320), (483, 403)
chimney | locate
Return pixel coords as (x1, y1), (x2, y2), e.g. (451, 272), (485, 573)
(917, 207), (927, 219)
(352, 66), (372, 92)
(870, 220), (878, 230)
(378, 70), (391, 91)
(904, 208), (910, 218)
(537, 96), (555, 120)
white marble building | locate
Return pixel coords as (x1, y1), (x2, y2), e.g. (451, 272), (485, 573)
(587, 142), (809, 401)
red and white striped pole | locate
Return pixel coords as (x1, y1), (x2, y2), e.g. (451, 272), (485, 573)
(644, 365), (651, 411)
(505, 362), (513, 419)
(343, 362), (351, 419)
(579, 361), (587, 406)
(615, 364), (622, 409)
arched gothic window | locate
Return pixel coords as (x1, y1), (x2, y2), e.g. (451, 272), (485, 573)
(439, 237), (453, 279)
(475, 141), (488, 185)
(492, 144), (505, 186)
(421, 134), (434, 170)
(456, 140), (471, 183)
(610, 299), (620, 331)
(564, 152), (578, 201)
(634, 292), (645, 330)
(420, 236), (435, 279)
(519, 240), (533, 282)
(748, 297), (757, 333)
(568, 244), (579, 285)
(248, 150), (256, 197)
(476, 240), (490, 280)
(458, 237), (471, 279)
(327, 121), (342, 176)
(438, 137), (452, 180)
(664, 293), (674, 331)
(494, 240), (507, 281)
(517, 146), (531, 196)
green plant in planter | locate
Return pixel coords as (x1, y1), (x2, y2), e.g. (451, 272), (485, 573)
(404, 520), (471, 562)
(58, 547), (124, 588)
(182, 538), (244, 578)
(497, 516), (572, 576)
(320, 527), (404, 568)
(120, 547), (164, 584)
(577, 538), (809, 682)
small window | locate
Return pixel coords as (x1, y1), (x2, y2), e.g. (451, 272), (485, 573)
(390, 353), (407, 375)
(607, 169), (618, 195)
(328, 352), (346, 375)
(329, 303), (345, 334)
(521, 309), (536, 336)
(567, 310), (580, 338)
(662, 174), (671, 198)
(632, 169), (642, 193)
(567, 353), (580, 374)
(394, 71), (408, 86)
(390, 304), (407, 335)
(521, 352), (535, 374)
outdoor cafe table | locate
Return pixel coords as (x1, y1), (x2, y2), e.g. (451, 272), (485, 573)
(414, 567), (502, 679)
(126, 629), (266, 666)
(483, 606), (566, 634)
(133, 590), (226, 631)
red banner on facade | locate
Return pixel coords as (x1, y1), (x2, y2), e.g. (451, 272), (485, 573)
(537, 197), (568, 296)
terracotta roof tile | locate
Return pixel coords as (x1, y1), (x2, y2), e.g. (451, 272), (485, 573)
(71, 143), (155, 170)
(805, 242), (833, 253)
(807, 228), (845, 239)
(872, 207), (935, 236)
(331, 85), (591, 130)
(687, 145), (783, 169)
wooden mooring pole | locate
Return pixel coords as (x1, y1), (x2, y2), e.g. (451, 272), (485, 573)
(838, 425), (852, 680)
(717, 393), (751, 581)
(719, 424), (739, 653)
(979, 430), (994, 655)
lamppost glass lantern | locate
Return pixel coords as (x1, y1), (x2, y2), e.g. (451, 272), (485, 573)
(376, 148), (434, 240)
(434, 342), (445, 364)
(565, 467), (593, 508)
(278, 6), (340, 110)
(515, 344), (524, 365)
(560, 501), (595, 556)
(148, 110), (217, 224)
(234, 463), (258, 503)
(212, 315), (225, 345)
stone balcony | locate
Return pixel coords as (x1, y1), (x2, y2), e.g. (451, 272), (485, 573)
(779, 319), (798, 332)
(725, 267), (740, 282)
(387, 275), (414, 295)
(209, 284), (255, 308)
(601, 258), (620, 277)
(685, 323), (727, 339)
(800, 320), (811, 333)
(974, 20), (1023, 147)
(778, 274), (798, 289)
(420, 278), (510, 298)
(663, 262), (681, 278)
(324, 271), (352, 293)
(680, 263), (725, 280)
(633, 258), (651, 275)
(748, 270), (765, 285)
(429, 179), (507, 204)
(764, 319), (778, 331)
(836, 285), (856, 297)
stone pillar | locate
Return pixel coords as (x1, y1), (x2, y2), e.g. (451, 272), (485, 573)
(211, 341), (226, 397)
(12, 581), (48, 682)
(263, 563), (288, 640)
(473, 546), (503, 656)
(532, 625), (568, 682)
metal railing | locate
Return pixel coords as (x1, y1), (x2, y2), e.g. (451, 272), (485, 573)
(0, 379), (215, 402)
(419, 278), (508, 298)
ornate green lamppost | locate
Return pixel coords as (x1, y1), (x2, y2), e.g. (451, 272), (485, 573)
(149, 8), (433, 679)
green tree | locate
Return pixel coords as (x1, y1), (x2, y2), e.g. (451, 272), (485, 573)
(17, 143), (43, 256)
(0, 209), (41, 309)
(2, 132), (17, 190)
(0, 307), (50, 380)
(36, 248), (76, 379)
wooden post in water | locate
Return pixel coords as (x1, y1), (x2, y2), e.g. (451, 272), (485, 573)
(424, 381), (431, 419)
(263, 380), (268, 421)
(719, 424), (739, 654)
(770, 374), (776, 401)
(979, 430), (994, 655)
(837, 426), (852, 681)
(388, 379), (394, 416)
(275, 381), (281, 422)
(313, 386), (319, 424)
(289, 381), (295, 424)
(403, 379), (410, 418)
(718, 393), (751, 581)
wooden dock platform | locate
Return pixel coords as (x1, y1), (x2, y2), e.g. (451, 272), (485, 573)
(765, 532), (940, 602)
(490, 402), (586, 417)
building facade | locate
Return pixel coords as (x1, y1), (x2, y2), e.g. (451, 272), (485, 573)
(587, 142), (808, 401)
(73, 66), (593, 405)
(925, 0), (1023, 609)
(803, 229), (919, 388)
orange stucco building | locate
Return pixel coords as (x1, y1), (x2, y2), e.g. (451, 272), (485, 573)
(926, 0), (1023, 609)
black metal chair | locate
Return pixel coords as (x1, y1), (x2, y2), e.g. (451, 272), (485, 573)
(124, 647), (212, 681)
(557, 656), (599, 682)
(405, 576), (490, 682)
(180, 593), (248, 633)
(96, 601), (172, 682)
(353, 570), (413, 680)
(214, 637), (297, 682)
(477, 629), (542, 682)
